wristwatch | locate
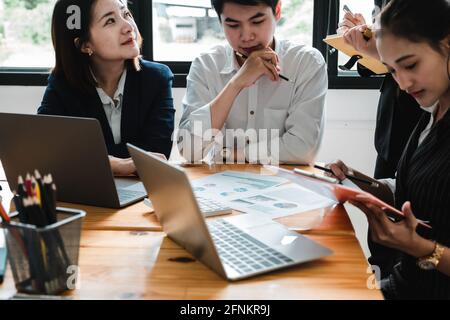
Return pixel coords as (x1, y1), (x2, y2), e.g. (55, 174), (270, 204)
(417, 242), (445, 270)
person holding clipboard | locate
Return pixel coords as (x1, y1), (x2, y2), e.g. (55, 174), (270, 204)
(338, 1), (423, 180)
(336, 0), (424, 289)
(329, 0), (450, 299)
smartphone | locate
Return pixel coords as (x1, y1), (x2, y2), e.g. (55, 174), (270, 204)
(292, 168), (431, 229)
(344, 190), (432, 229)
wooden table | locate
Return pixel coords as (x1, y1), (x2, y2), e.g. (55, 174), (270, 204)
(0, 164), (383, 299)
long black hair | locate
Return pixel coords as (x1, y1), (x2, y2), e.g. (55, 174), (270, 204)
(378, 0), (450, 54)
(51, 0), (142, 94)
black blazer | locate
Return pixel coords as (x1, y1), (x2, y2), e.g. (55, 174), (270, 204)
(38, 60), (175, 159)
(357, 65), (423, 179)
(355, 0), (425, 179)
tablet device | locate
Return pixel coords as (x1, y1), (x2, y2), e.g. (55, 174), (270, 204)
(266, 166), (431, 229)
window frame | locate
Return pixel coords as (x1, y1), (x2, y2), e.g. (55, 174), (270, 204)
(314, 0), (383, 89)
(0, 0), (382, 89)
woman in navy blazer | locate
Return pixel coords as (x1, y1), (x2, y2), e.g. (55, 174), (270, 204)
(38, 0), (175, 175)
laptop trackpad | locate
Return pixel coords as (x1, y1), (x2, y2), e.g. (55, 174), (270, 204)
(244, 223), (332, 260)
(224, 214), (301, 249)
(114, 178), (146, 192)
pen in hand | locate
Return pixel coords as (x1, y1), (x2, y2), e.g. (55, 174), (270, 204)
(314, 164), (380, 188)
(342, 4), (372, 40)
(343, 4), (354, 17)
(235, 51), (292, 82)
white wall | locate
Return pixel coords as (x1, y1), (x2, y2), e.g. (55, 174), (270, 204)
(0, 85), (380, 257)
(0, 86), (379, 172)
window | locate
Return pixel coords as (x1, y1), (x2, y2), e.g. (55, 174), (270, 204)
(319, 0), (383, 89)
(152, 0), (222, 62)
(0, 0), (55, 68)
(151, 0), (314, 63)
(0, 0), (380, 89)
(337, 1), (374, 71)
(148, 0), (314, 86)
(276, 0), (314, 46)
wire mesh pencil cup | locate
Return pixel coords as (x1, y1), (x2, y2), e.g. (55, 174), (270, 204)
(1, 207), (85, 295)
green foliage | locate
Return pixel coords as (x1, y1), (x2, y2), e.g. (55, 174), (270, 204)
(4, 0), (21, 8)
(3, 0), (53, 45)
(4, 0), (49, 10)
(275, 0), (313, 45)
(0, 24), (4, 45)
(284, 0), (306, 18)
(24, 0), (49, 10)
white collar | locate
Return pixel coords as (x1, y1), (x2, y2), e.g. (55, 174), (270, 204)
(94, 69), (127, 105)
(420, 101), (438, 114)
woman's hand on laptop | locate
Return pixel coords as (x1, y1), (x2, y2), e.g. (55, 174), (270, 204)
(109, 156), (137, 176)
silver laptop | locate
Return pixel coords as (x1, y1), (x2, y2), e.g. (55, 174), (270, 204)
(0, 113), (146, 208)
(128, 143), (332, 281)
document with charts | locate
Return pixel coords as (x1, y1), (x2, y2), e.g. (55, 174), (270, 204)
(191, 170), (336, 218)
(190, 170), (289, 201)
(226, 184), (337, 219)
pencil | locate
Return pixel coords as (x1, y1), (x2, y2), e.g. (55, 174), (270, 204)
(314, 164), (380, 188)
(25, 173), (33, 197)
(342, 5), (372, 40)
(17, 176), (27, 198)
(235, 51), (292, 82)
(0, 201), (10, 223)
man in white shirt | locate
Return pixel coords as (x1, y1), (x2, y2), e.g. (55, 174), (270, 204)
(177, 0), (327, 164)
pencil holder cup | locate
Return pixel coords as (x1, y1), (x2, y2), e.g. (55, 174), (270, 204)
(1, 207), (85, 295)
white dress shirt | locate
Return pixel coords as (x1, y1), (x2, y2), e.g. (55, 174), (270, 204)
(177, 38), (328, 164)
(95, 69), (127, 145)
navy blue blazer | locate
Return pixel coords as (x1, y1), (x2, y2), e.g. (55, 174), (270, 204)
(38, 60), (175, 159)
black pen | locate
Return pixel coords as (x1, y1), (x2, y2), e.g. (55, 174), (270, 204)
(314, 164), (380, 188)
(235, 51), (292, 82)
(343, 4), (354, 17)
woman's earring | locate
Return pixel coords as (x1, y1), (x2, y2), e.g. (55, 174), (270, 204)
(88, 50), (93, 56)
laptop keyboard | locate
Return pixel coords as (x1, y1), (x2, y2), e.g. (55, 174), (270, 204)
(197, 197), (232, 217)
(207, 219), (293, 275)
(143, 196), (232, 217)
(117, 189), (146, 203)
